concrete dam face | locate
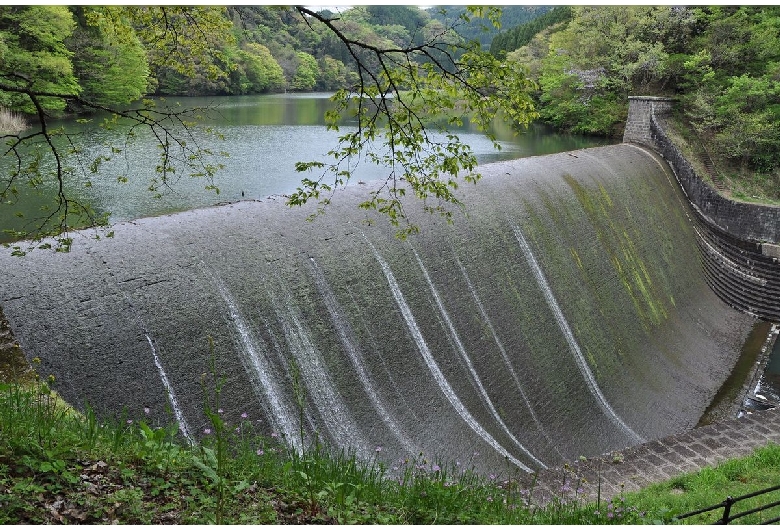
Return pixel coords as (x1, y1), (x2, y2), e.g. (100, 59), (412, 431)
(0, 143), (755, 474)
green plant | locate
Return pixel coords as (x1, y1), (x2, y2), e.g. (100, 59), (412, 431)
(194, 337), (229, 524)
(137, 421), (182, 474)
(4, 338), (780, 524)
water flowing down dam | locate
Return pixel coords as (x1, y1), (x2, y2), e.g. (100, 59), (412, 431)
(0, 143), (756, 474)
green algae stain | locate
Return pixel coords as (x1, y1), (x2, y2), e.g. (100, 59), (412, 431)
(570, 247), (583, 269)
(562, 172), (671, 332)
(582, 337), (599, 373)
(514, 197), (608, 387)
(518, 196), (613, 381)
(598, 183), (613, 208)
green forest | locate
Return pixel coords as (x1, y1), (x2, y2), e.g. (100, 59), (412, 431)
(498, 5), (780, 185)
(1, 5), (779, 201)
(0, 6), (546, 105)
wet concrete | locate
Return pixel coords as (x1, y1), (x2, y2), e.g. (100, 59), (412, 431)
(0, 144), (756, 475)
(0, 306), (33, 383)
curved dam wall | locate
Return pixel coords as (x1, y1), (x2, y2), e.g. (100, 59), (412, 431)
(625, 96), (780, 322)
(0, 143), (755, 475)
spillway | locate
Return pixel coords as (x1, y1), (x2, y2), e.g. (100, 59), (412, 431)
(0, 143), (755, 474)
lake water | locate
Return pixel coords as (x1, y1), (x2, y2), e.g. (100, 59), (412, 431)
(1, 93), (615, 240)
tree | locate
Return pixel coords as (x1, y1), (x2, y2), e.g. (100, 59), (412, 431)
(513, 6), (695, 136)
(677, 7), (780, 172)
(289, 51), (319, 91)
(0, 5), (538, 253)
(141, 7), (236, 96)
(490, 6), (571, 57)
(0, 6), (80, 114)
(428, 6), (553, 48)
(67, 7), (150, 107)
(235, 43), (285, 94)
(365, 5), (429, 35)
(287, 6), (537, 237)
(317, 56), (355, 91)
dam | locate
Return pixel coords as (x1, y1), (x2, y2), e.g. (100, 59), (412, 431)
(0, 138), (763, 474)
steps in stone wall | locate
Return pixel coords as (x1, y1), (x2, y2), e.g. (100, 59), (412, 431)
(523, 405), (780, 509)
(700, 154), (727, 193)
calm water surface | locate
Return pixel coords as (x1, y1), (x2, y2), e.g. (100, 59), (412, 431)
(1, 93), (615, 239)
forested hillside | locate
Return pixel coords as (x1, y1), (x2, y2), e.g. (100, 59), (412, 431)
(0, 5), (534, 110)
(504, 5), (780, 197)
(427, 5), (552, 47)
(489, 6), (571, 57)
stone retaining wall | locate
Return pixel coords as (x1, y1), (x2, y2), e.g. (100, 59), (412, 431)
(624, 96), (780, 322)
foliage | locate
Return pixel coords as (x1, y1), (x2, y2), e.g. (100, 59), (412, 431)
(233, 43), (285, 94)
(0, 6), (80, 115)
(490, 6), (572, 57)
(428, 6), (554, 48)
(316, 55), (356, 91)
(67, 7), (150, 107)
(128, 6), (235, 88)
(678, 6), (780, 173)
(287, 7), (538, 237)
(290, 51), (319, 92)
(139, 7), (236, 96)
(527, 6), (686, 136)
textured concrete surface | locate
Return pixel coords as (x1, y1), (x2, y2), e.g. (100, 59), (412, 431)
(0, 144), (759, 476)
(524, 406), (780, 507)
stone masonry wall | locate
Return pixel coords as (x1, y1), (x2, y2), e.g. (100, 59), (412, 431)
(623, 96), (676, 147)
(623, 96), (780, 321)
(624, 96), (780, 245)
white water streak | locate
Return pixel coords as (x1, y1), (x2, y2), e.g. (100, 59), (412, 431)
(145, 333), (194, 443)
(412, 248), (546, 469)
(365, 237), (532, 472)
(309, 257), (419, 456)
(201, 264), (301, 452)
(269, 281), (369, 459)
(512, 225), (644, 443)
(455, 255), (564, 461)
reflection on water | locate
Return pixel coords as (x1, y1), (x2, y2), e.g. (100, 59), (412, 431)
(0, 93), (615, 240)
(698, 320), (773, 425)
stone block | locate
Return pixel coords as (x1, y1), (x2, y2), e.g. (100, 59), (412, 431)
(763, 243), (780, 259)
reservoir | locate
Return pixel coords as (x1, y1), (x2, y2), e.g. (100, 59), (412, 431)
(0, 92), (614, 240)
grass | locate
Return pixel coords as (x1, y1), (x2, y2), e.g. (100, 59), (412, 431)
(0, 108), (28, 135)
(1, 357), (780, 524)
(623, 445), (780, 524)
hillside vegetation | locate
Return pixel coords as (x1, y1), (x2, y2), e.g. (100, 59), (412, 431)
(0, 6), (548, 106)
(501, 6), (780, 202)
